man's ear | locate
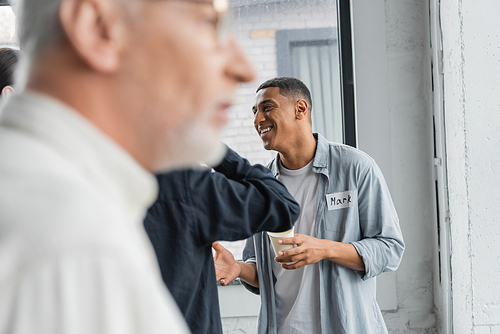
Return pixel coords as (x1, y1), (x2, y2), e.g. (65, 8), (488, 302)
(59, 0), (127, 73)
(295, 99), (309, 120)
(1, 86), (15, 98)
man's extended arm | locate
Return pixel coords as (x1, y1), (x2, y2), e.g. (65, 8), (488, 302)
(154, 146), (300, 245)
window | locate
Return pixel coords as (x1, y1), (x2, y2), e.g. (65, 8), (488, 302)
(276, 27), (343, 143)
(0, 4), (18, 48)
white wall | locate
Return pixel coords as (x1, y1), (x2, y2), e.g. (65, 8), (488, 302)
(353, 0), (437, 332)
(440, 0), (500, 333)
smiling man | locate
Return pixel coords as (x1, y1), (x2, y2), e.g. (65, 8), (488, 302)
(0, 0), (254, 333)
(214, 77), (405, 333)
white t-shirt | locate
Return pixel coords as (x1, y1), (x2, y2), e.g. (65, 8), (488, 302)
(272, 159), (322, 334)
(0, 92), (189, 334)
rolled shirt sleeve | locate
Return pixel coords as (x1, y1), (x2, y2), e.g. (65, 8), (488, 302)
(241, 236), (261, 295)
(350, 160), (405, 281)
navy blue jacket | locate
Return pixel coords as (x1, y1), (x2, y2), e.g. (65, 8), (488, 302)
(144, 147), (300, 334)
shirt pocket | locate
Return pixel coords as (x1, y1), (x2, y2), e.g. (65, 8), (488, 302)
(323, 206), (353, 233)
(322, 189), (358, 235)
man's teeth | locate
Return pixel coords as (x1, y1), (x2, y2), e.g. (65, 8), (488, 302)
(261, 127), (271, 134)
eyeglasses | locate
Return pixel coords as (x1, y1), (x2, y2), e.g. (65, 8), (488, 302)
(213, 0), (230, 44)
(172, 0), (231, 45)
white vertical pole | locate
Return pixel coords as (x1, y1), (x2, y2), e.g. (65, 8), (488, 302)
(429, 0), (453, 332)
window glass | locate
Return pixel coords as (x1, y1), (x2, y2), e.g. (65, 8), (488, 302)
(0, 6), (18, 47)
(287, 32), (343, 143)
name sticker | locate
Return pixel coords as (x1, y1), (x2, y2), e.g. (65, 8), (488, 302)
(326, 190), (355, 211)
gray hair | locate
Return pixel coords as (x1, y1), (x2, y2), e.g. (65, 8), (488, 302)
(14, 0), (138, 58)
(12, 0), (136, 90)
(8, 0), (64, 90)
(15, 0), (65, 58)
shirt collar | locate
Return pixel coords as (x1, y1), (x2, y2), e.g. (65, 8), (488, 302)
(269, 133), (330, 178)
(312, 133), (329, 170)
(0, 90), (158, 216)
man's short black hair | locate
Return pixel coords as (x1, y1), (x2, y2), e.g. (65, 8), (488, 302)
(0, 48), (20, 91)
(256, 77), (312, 113)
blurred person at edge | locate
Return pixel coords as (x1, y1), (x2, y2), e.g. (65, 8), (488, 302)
(0, 47), (19, 100)
(0, 0), (254, 333)
(144, 145), (300, 334)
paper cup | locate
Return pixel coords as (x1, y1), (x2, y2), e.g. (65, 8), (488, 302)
(267, 227), (294, 257)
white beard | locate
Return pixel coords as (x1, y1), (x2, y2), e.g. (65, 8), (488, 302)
(154, 110), (227, 172)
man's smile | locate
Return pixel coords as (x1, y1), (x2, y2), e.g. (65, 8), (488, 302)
(259, 126), (273, 138)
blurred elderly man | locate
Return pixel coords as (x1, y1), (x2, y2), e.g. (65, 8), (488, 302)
(0, 0), (254, 333)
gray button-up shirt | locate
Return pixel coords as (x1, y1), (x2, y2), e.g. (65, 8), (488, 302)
(242, 133), (405, 334)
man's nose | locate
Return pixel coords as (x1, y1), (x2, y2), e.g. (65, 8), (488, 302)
(225, 36), (256, 83)
(253, 110), (265, 125)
